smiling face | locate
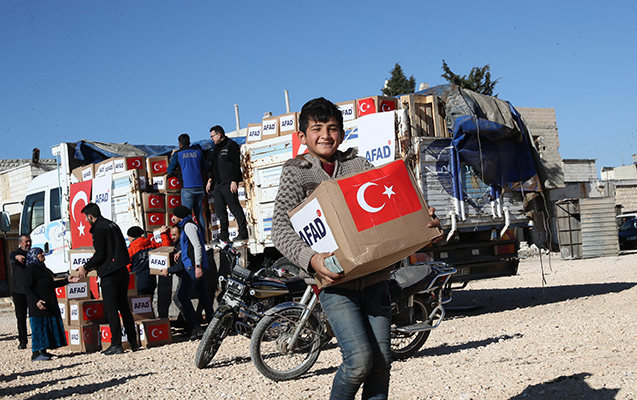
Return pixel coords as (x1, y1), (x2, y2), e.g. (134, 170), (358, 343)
(298, 117), (343, 163)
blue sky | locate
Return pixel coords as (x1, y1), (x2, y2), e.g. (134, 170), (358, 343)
(1, 1), (635, 175)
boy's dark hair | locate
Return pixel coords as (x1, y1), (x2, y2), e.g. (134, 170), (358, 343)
(81, 203), (101, 218)
(299, 97), (344, 134)
(178, 133), (191, 146)
(209, 125), (225, 136)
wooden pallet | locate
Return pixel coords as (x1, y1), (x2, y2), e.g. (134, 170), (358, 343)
(400, 94), (449, 138)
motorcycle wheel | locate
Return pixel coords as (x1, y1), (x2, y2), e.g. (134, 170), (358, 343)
(390, 297), (432, 360)
(250, 307), (322, 381)
(194, 309), (234, 369)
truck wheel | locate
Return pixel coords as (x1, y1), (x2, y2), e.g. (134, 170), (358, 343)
(390, 298), (432, 360)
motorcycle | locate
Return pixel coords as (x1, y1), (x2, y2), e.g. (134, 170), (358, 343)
(194, 246), (307, 369)
(248, 261), (456, 381)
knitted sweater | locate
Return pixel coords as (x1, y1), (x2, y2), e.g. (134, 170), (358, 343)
(272, 148), (391, 290)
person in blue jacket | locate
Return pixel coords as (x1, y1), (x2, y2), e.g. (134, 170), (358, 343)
(168, 205), (214, 340)
(167, 133), (209, 233)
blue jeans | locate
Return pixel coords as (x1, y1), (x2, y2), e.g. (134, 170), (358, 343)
(174, 269), (214, 330)
(319, 281), (392, 400)
(181, 187), (206, 233)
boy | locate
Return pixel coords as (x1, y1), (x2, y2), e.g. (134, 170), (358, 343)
(272, 97), (438, 399)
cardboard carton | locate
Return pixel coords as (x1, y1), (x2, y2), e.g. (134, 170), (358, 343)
(58, 299), (69, 326)
(55, 277), (91, 300)
(136, 318), (172, 347)
(144, 211), (166, 230)
(288, 159), (442, 288)
(69, 299), (107, 326)
(278, 112), (299, 135)
(66, 324), (100, 353)
(94, 159), (115, 178)
(166, 176), (181, 191)
(152, 175), (181, 192)
(128, 295), (155, 320)
(247, 123), (262, 142)
(146, 156), (169, 177)
(166, 193), (181, 211)
(71, 166), (84, 182)
(113, 156), (145, 173)
(99, 324), (131, 351)
(356, 96), (398, 117)
(128, 273), (138, 297)
(148, 246), (175, 275)
(69, 247), (98, 277)
(142, 192), (166, 212)
(337, 100), (357, 121)
(81, 165), (94, 181)
(262, 117), (279, 139)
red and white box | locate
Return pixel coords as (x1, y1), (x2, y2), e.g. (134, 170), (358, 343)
(144, 212), (166, 230)
(69, 247), (97, 277)
(99, 324), (131, 351)
(69, 299), (107, 326)
(356, 96), (398, 117)
(114, 156), (145, 173)
(136, 318), (172, 347)
(166, 176), (181, 191)
(166, 194), (181, 212)
(146, 156), (169, 178)
(148, 247), (175, 276)
(337, 100), (357, 121)
(66, 324), (100, 353)
(142, 193), (166, 212)
(55, 277), (91, 300)
(128, 295), (155, 321)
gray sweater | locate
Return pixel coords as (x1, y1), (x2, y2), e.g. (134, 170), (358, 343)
(272, 149), (391, 290)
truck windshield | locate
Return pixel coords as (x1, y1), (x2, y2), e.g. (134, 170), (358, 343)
(21, 192), (45, 235)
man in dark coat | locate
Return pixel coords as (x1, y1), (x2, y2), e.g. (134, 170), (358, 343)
(206, 125), (248, 242)
(10, 234), (31, 349)
(76, 203), (139, 355)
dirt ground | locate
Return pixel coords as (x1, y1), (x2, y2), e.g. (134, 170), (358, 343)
(1, 251), (635, 399)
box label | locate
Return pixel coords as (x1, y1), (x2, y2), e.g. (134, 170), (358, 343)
(289, 198), (338, 253)
(67, 282), (89, 299)
(131, 297), (152, 314)
(338, 103), (356, 121)
(70, 303), (80, 321)
(262, 120), (277, 137)
(279, 114), (296, 133)
(247, 125), (262, 142)
(70, 329), (81, 345)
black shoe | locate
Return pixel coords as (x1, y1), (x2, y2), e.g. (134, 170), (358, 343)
(101, 345), (124, 355)
(40, 350), (54, 358)
(18, 342), (27, 350)
(31, 352), (51, 362)
(189, 326), (205, 341)
(130, 344), (141, 352)
(234, 232), (249, 242)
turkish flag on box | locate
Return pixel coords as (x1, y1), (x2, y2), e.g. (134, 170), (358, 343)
(145, 212), (166, 229)
(136, 318), (172, 347)
(288, 159), (442, 288)
(100, 324), (131, 350)
(356, 96), (398, 117)
(70, 180), (93, 248)
(147, 156), (168, 177)
(142, 193), (166, 212)
(167, 176), (181, 191)
(69, 299), (106, 326)
(166, 194), (181, 211)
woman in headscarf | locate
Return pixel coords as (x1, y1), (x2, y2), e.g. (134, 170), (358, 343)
(22, 247), (80, 361)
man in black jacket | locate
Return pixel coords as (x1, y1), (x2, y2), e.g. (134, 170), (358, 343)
(10, 234), (31, 349)
(206, 125), (248, 242)
(76, 203), (139, 355)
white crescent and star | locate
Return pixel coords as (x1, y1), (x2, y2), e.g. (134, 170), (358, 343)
(151, 197), (159, 206)
(356, 183), (396, 214)
(71, 191), (88, 222)
(153, 163), (162, 172)
(150, 215), (159, 223)
(170, 198), (179, 207)
(132, 159), (141, 168)
(102, 330), (109, 340)
(359, 102), (371, 113)
(85, 307), (97, 318)
(151, 328), (162, 338)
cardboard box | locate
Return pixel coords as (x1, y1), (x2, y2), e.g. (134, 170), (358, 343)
(144, 211), (166, 230)
(55, 277), (91, 300)
(136, 318), (172, 347)
(69, 299), (107, 326)
(148, 246), (175, 275)
(113, 156), (145, 173)
(59, 299), (69, 326)
(81, 165), (95, 181)
(166, 176), (181, 191)
(337, 100), (357, 121)
(69, 247), (98, 277)
(210, 227), (239, 241)
(356, 96), (398, 117)
(128, 273), (138, 297)
(288, 159), (442, 288)
(262, 117), (279, 139)
(166, 193), (181, 211)
(142, 192), (166, 212)
(278, 112), (299, 135)
(128, 295), (155, 320)
(152, 175), (181, 192)
(94, 159), (115, 178)
(246, 123), (262, 142)
(66, 324), (100, 353)
(99, 324), (131, 351)
(147, 156), (169, 177)
(71, 166), (84, 182)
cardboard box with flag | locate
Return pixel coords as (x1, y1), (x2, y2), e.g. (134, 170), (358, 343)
(136, 318), (172, 347)
(288, 159), (442, 288)
(69, 299), (107, 326)
(66, 324), (100, 353)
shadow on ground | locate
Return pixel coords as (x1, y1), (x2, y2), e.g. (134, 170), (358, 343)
(508, 372), (619, 400)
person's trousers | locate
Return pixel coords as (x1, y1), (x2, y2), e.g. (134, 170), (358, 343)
(100, 267), (138, 348)
(319, 281), (392, 400)
(157, 275), (173, 319)
(213, 183), (247, 240)
(181, 187), (206, 233)
(12, 292), (28, 345)
(174, 270), (214, 330)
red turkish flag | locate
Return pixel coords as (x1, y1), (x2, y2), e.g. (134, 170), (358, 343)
(81, 303), (104, 322)
(126, 156), (144, 170)
(147, 322), (170, 341)
(337, 160), (422, 232)
(100, 326), (112, 343)
(55, 287), (66, 299)
(167, 194), (181, 209)
(167, 176), (181, 190)
(146, 194), (165, 209)
(150, 159), (167, 175)
(357, 98), (376, 116)
(70, 180), (93, 247)
(379, 99), (396, 113)
(83, 326), (95, 344)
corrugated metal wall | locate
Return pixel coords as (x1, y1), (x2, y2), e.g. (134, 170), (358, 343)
(580, 197), (619, 258)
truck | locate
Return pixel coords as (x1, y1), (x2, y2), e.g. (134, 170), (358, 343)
(240, 84), (560, 284)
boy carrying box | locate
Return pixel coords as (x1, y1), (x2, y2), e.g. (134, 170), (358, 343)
(272, 97), (440, 400)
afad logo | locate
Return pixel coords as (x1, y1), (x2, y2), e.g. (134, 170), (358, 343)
(150, 257), (167, 267)
(297, 210), (328, 247)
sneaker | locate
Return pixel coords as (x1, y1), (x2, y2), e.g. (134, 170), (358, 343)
(31, 353), (51, 362)
(18, 342), (27, 350)
(101, 345), (124, 355)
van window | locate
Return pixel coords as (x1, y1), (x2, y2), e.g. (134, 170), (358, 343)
(50, 187), (61, 221)
(21, 192), (45, 235)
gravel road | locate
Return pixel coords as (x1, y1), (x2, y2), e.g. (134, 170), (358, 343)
(1, 252), (635, 400)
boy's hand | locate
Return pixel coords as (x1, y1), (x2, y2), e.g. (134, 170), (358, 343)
(310, 252), (343, 286)
(427, 207), (440, 228)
